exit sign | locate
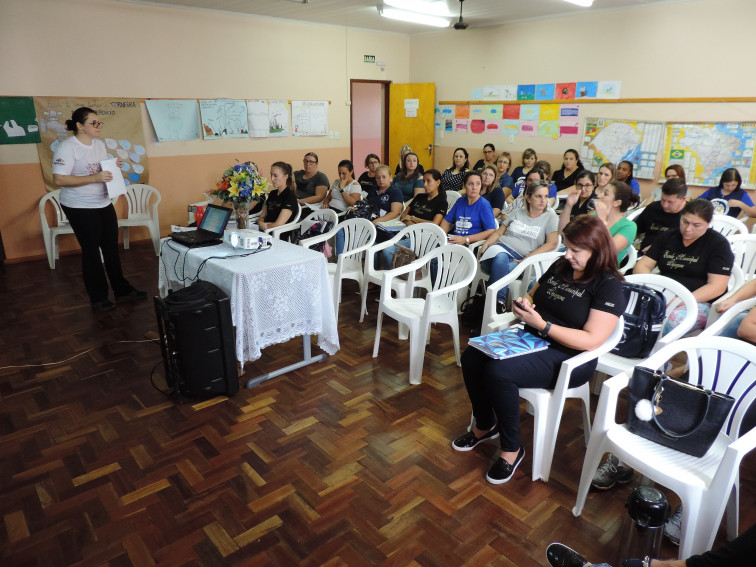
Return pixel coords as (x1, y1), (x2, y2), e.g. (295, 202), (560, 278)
(364, 55), (376, 63)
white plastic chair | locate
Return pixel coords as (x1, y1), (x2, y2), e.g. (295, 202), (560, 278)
(710, 214), (748, 238)
(701, 296), (756, 338)
(619, 244), (638, 275)
(373, 244), (476, 385)
(360, 223), (446, 324)
(728, 233), (756, 281)
(39, 190), (74, 269)
(115, 184), (162, 256)
(264, 204), (305, 239)
(594, 274), (698, 379)
(300, 218), (376, 321)
(626, 206), (645, 222)
(480, 251), (564, 336)
(445, 190), (462, 209)
(573, 337), (756, 559)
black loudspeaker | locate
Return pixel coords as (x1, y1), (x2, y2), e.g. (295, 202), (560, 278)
(154, 281), (238, 398)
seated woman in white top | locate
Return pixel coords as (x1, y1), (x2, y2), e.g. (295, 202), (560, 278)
(478, 180), (559, 307)
(322, 159), (363, 212)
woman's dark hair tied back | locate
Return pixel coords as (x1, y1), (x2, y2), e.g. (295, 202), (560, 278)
(424, 168), (442, 182)
(560, 215), (623, 283)
(65, 107), (97, 132)
(272, 161), (296, 192)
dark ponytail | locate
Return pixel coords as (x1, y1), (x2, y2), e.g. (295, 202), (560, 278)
(65, 107), (96, 133)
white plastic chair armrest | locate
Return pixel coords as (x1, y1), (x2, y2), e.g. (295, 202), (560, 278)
(298, 225), (340, 249)
(702, 297), (756, 337)
(592, 372), (631, 432)
(378, 260), (423, 302)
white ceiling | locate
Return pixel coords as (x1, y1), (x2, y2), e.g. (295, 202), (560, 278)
(116, 0), (691, 34)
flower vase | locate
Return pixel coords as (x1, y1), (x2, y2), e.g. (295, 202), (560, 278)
(233, 202), (249, 230)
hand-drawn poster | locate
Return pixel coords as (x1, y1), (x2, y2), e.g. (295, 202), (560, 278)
(246, 99), (269, 138)
(34, 97), (148, 191)
(200, 99), (248, 138)
(292, 100), (328, 137)
(145, 99), (200, 142)
(267, 100), (290, 137)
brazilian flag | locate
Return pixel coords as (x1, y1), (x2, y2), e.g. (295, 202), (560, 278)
(670, 149), (684, 160)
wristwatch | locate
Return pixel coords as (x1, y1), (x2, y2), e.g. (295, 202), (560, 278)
(539, 322), (552, 338)
(465, 236), (470, 245)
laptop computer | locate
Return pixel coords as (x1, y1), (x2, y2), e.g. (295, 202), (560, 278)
(170, 204), (233, 248)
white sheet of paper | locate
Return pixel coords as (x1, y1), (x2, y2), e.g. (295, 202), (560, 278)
(101, 158), (127, 198)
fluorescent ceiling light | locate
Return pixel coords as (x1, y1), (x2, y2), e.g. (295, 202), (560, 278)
(382, 0), (452, 17)
(379, 6), (451, 27)
(561, 0), (594, 7)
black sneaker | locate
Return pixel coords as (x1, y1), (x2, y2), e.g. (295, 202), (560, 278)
(451, 428), (499, 452)
(591, 454), (634, 490)
(115, 289), (148, 303)
(546, 543), (589, 567)
(91, 299), (115, 311)
(485, 446), (525, 484)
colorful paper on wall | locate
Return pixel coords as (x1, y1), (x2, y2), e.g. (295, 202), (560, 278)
(267, 100), (290, 137)
(200, 99), (248, 138)
(470, 105), (486, 119)
(292, 100), (328, 136)
(0, 96), (40, 145)
(559, 104), (580, 138)
(539, 121), (559, 139)
(535, 84), (556, 101)
(501, 104), (520, 120)
(517, 85), (535, 101)
(500, 85), (517, 101)
(575, 82), (598, 99)
(556, 83), (576, 100)
(455, 104), (470, 119)
(520, 120), (538, 136)
(485, 120), (502, 134)
(470, 119), (486, 134)
(484, 104), (503, 120)
(519, 104), (540, 121)
(500, 120), (519, 134)
(455, 119), (469, 133)
(471, 88), (483, 100)
(598, 81), (622, 99)
(34, 97), (148, 191)
(145, 99), (200, 142)
(539, 104), (559, 121)
(482, 86), (500, 100)
(436, 105), (454, 131)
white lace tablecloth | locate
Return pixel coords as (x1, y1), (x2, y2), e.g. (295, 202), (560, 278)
(158, 238), (340, 366)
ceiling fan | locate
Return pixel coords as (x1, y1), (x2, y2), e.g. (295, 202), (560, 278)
(453, 0), (468, 30)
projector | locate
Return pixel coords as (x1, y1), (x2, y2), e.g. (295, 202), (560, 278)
(224, 229), (273, 250)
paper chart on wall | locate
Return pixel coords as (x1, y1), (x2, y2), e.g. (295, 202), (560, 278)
(292, 100), (328, 136)
(267, 100), (290, 137)
(246, 99), (269, 137)
(581, 117), (663, 179)
(0, 96), (40, 145)
(199, 99), (248, 139)
(663, 122), (756, 188)
(145, 99), (200, 142)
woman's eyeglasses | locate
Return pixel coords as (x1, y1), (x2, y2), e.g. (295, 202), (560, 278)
(303, 159), (317, 164)
(88, 120), (103, 127)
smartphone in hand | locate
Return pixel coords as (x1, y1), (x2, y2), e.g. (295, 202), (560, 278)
(513, 299), (526, 311)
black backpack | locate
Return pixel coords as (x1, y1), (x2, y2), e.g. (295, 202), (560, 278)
(611, 282), (666, 358)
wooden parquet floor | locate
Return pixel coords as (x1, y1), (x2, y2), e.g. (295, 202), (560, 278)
(1, 244), (754, 567)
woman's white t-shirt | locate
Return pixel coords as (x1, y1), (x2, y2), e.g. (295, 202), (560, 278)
(328, 179), (363, 211)
(52, 136), (111, 208)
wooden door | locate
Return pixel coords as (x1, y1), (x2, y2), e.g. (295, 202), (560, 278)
(388, 83), (435, 172)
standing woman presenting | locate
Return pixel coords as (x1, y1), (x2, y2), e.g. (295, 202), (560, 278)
(52, 107), (146, 311)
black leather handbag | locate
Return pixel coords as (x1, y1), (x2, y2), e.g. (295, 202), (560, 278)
(626, 366), (735, 458)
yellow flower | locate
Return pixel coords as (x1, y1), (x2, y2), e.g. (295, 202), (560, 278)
(228, 181), (241, 197)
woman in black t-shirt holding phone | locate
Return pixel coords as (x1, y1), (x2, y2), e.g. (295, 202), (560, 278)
(452, 215), (627, 485)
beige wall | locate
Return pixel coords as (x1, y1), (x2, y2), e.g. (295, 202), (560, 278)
(411, 0), (756, 196)
(3, 0), (756, 261)
(0, 0), (409, 260)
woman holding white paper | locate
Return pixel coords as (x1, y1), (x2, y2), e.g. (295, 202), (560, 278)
(52, 106), (146, 311)
(452, 215), (626, 485)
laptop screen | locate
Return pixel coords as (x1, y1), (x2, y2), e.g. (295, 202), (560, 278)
(199, 204), (232, 235)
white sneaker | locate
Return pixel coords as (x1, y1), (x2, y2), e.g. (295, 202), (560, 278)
(664, 504), (682, 545)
